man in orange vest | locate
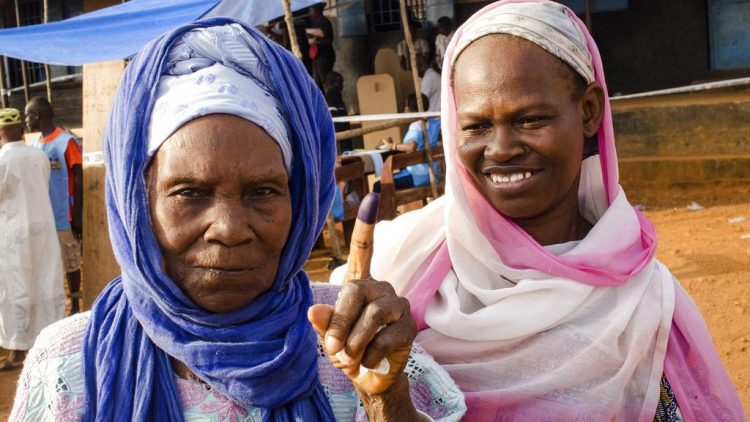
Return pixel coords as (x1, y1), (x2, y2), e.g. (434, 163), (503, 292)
(25, 97), (83, 315)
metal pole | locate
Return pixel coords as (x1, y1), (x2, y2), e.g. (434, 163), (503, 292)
(399, 0), (438, 199)
(281, 0), (303, 60)
(13, 0), (30, 104)
(335, 119), (402, 141)
(0, 58), (7, 108)
(43, 0), (53, 103)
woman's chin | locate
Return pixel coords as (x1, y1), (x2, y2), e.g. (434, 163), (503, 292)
(194, 294), (259, 314)
(180, 269), (273, 313)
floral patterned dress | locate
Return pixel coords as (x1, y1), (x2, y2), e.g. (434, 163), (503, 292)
(9, 284), (466, 422)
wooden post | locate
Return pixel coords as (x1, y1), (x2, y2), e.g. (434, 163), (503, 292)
(282, 0), (344, 262)
(281, 0), (303, 60)
(81, 60), (125, 310)
(399, 0), (439, 199)
(42, 0), (53, 103)
(79, 0), (129, 309)
(13, 0), (30, 104)
(584, 0), (592, 31)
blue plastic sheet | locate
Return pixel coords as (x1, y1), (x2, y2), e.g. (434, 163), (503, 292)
(0, 0), (321, 65)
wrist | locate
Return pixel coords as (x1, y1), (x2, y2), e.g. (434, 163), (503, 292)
(356, 373), (419, 422)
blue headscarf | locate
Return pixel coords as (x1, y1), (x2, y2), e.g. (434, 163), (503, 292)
(82, 18), (336, 421)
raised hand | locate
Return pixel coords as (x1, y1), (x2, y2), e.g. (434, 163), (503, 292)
(308, 193), (421, 420)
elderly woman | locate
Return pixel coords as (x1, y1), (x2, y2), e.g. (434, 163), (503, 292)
(9, 19), (465, 421)
(330, 1), (745, 420)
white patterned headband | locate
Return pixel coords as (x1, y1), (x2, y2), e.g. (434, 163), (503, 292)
(451, 2), (595, 84)
(148, 24), (292, 173)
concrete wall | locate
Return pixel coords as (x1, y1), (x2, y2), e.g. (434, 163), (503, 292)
(329, 15), (372, 115)
(611, 88), (750, 186)
(592, 0), (714, 95)
(7, 78), (82, 129)
(449, 1), (750, 95)
(614, 95), (750, 158)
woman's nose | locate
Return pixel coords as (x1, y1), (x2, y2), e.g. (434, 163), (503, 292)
(203, 198), (255, 247)
(484, 126), (525, 162)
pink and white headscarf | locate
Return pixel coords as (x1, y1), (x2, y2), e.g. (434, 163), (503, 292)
(335, 1), (744, 420)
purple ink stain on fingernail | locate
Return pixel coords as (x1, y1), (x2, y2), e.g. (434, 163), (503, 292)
(357, 193), (380, 224)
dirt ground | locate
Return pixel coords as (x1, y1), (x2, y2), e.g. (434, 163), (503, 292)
(1, 181), (748, 419)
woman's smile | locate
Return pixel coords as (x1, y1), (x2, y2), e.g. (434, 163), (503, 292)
(453, 34), (603, 243)
(483, 164), (544, 190)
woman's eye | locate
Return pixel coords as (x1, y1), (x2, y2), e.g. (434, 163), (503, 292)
(173, 188), (205, 198)
(248, 187), (277, 198)
(461, 122), (491, 133)
(518, 116), (549, 128)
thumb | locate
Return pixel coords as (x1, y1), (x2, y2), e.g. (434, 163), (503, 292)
(307, 304), (334, 338)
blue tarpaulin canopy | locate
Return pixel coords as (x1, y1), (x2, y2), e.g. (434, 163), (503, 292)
(0, 0), (320, 66)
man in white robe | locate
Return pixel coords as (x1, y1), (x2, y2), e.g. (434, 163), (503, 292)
(0, 108), (64, 370)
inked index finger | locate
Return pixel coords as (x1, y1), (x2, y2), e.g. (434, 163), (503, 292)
(344, 193), (379, 282)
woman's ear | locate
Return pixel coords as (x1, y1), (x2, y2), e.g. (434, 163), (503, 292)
(581, 82), (605, 138)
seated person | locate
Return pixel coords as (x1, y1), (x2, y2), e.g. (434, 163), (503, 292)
(9, 19), (466, 422)
(379, 93), (440, 190)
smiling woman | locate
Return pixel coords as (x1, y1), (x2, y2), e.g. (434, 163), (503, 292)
(453, 34), (601, 245)
(8, 18), (466, 422)
(331, 1), (745, 421)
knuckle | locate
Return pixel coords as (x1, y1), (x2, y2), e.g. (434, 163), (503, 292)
(375, 279), (396, 295)
(328, 312), (352, 331)
(406, 319), (418, 339)
(366, 302), (385, 325)
(341, 281), (362, 297)
(345, 333), (365, 353)
(397, 297), (411, 313)
(361, 352), (383, 369)
(370, 335), (392, 356)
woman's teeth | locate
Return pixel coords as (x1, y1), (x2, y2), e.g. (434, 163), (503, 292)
(490, 172), (532, 184)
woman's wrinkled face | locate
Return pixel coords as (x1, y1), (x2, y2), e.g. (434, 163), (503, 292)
(148, 114), (292, 313)
(453, 35), (602, 223)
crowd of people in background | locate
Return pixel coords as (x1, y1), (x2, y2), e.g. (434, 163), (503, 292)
(0, 97), (81, 372)
(0, 2), (452, 375)
(264, 2), (455, 122)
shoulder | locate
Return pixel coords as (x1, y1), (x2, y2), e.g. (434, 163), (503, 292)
(57, 127), (74, 140)
(22, 144), (49, 161)
(425, 68), (440, 81)
(10, 313), (88, 422)
(29, 133), (42, 145)
(33, 311), (88, 356)
(407, 121), (422, 131)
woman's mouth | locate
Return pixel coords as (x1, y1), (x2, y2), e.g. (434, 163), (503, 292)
(484, 168), (541, 187)
(197, 266), (256, 275)
(489, 171), (533, 184)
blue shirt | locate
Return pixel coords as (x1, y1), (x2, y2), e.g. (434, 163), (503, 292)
(400, 118), (440, 187)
